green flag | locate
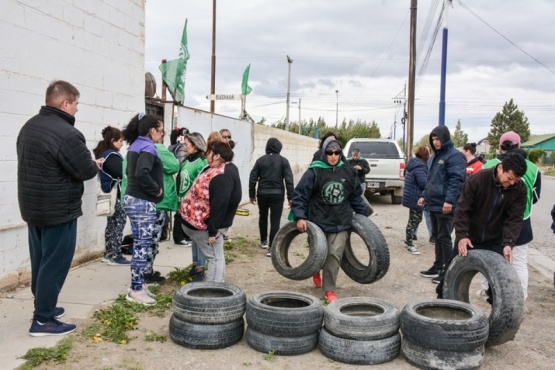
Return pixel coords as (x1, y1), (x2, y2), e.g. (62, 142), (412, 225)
(159, 20), (190, 103)
(241, 64), (252, 95)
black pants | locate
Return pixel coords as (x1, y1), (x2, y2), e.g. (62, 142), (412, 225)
(28, 219), (77, 322)
(173, 212), (189, 242)
(257, 193), (285, 248)
(430, 211), (455, 271)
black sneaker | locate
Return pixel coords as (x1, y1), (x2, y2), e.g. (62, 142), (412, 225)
(54, 307), (65, 319)
(144, 272), (166, 284)
(420, 268), (440, 278)
(260, 240), (269, 249)
(29, 319), (76, 337)
(432, 271), (445, 284)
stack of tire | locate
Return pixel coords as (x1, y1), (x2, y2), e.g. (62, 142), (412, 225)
(272, 214), (390, 284)
(400, 299), (489, 369)
(169, 282), (246, 349)
(245, 291), (323, 355)
(319, 297), (401, 365)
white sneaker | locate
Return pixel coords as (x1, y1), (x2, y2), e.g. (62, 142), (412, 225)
(126, 288), (157, 306)
(406, 245), (420, 255)
(260, 241), (269, 249)
(475, 289), (489, 302)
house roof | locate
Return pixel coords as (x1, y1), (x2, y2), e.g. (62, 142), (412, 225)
(521, 133), (555, 147)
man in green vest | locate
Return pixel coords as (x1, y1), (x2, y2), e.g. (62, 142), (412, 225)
(477, 131), (541, 302)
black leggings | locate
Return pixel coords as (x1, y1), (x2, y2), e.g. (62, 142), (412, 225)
(257, 193), (285, 248)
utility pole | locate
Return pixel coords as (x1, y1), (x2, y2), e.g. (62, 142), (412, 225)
(210, 0), (216, 114)
(335, 90), (339, 128)
(285, 55), (293, 131)
(438, 0), (452, 125)
(298, 98), (302, 134)
(406, 0), (417, 159)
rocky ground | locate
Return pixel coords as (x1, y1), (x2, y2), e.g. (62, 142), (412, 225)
(25, 195), (555, 370)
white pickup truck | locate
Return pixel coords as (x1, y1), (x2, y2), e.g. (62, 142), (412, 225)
(343, 138), (406, 204)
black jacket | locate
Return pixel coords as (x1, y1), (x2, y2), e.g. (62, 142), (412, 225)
(454, 166), (527, 248)
(17, 106), (98, 227)
(207, 162), (242, 236)
(248, 138), (294, 200)
(125, 136), (164, 204)
(347, 157), (370, 185)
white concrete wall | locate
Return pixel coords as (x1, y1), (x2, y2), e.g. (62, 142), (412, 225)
(173, 106), (318, 201)
(0, 0), (145, 289)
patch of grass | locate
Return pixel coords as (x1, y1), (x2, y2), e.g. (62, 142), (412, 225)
(294, 251), (306, 259)
(263, 350), (276, 362)
(167, 266), (194, 286)
(544, 169), (555, 176)
(20, 337), (72, 369)
(224, 236), (257, 264)
(82, 290), (172, 344)
(144, 331), (167, 343)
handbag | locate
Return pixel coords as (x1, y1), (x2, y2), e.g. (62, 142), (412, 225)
(96, 166), (120, 217)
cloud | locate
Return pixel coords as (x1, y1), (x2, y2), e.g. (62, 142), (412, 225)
(146, 0), (555, 142)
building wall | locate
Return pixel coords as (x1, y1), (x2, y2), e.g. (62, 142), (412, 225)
(173, 106), (318, 201)
(0, 0), (146, 290)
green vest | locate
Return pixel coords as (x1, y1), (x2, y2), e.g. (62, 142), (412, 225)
(483, 158), (538, 219)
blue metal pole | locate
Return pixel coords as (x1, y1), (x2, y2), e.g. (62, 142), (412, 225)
(438, 26), (448, 125)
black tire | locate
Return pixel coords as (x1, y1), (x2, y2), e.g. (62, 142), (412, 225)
(246, 291), (323, 337)
(318, 327), (400, 365)
(341, 214), (390, 284)
(169, 314), (244, 349)
(442, 249), (525, 347)
(271, 221), (327, 280)
(172, 282), (246, 324)
(245, 326), (318, 356)
(400, 299), (489, 351)
(324, 297), (400, 340)
(391, 194), (402, 204)
(402, 338), (484, 370)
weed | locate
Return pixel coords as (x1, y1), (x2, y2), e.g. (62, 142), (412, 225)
(144, 331), (167, 343)
(20, 337), (72, 369)
(224, 236), (257, 264)
(243, 362), (252, 366)
(263, 350), (276, 362)
(294, 251), (306, 259)
(167, 266), (194, 286)
(82, 290), (172, 344)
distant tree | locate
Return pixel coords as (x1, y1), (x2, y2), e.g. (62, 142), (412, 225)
(487, 99), (531, 153)
(415, 134), (429, 148)
(451, 119), (468, 148)
(256, 117), (266, 125)
(528, 149), (546, 165)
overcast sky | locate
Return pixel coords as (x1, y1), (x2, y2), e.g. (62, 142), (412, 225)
(145, 0), (555, 143)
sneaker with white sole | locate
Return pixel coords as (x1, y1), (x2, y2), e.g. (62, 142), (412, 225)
(101, 255), (112, 263)
(126, 289), (157, 306)
(406, 245), (421, 255)
(54, 307), (65, 319)
(260, 240), (269, 249)
(29, 319), (76, 337)
(108, 255), (131, 266)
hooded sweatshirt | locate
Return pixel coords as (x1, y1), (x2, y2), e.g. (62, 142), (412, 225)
(292, 139), (368, 232)
(422, 125), (467, 212)
(248, 138), (294, 200)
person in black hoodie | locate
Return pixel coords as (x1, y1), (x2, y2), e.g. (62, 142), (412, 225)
(292, 139), (369, 303)
(249, 138), (294, 255)
(417, 125), (466, 283)
(17, 80), (100, 336)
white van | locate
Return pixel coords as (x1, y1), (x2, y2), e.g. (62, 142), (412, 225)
(343, 138), (405, 204)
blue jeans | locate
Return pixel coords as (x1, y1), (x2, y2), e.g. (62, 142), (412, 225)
(190, 238), (206, 269)
(124, 195), (157, 290)
(429, 211), (455, 271)
(28, 219), (77, 322)
(183, 225), (228, 283)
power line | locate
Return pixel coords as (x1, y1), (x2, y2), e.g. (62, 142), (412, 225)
(457, 0), (554, 75)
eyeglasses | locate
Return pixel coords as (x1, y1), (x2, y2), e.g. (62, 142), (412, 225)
(325, 150), (341, 156)
(222, 135), (231, 139)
